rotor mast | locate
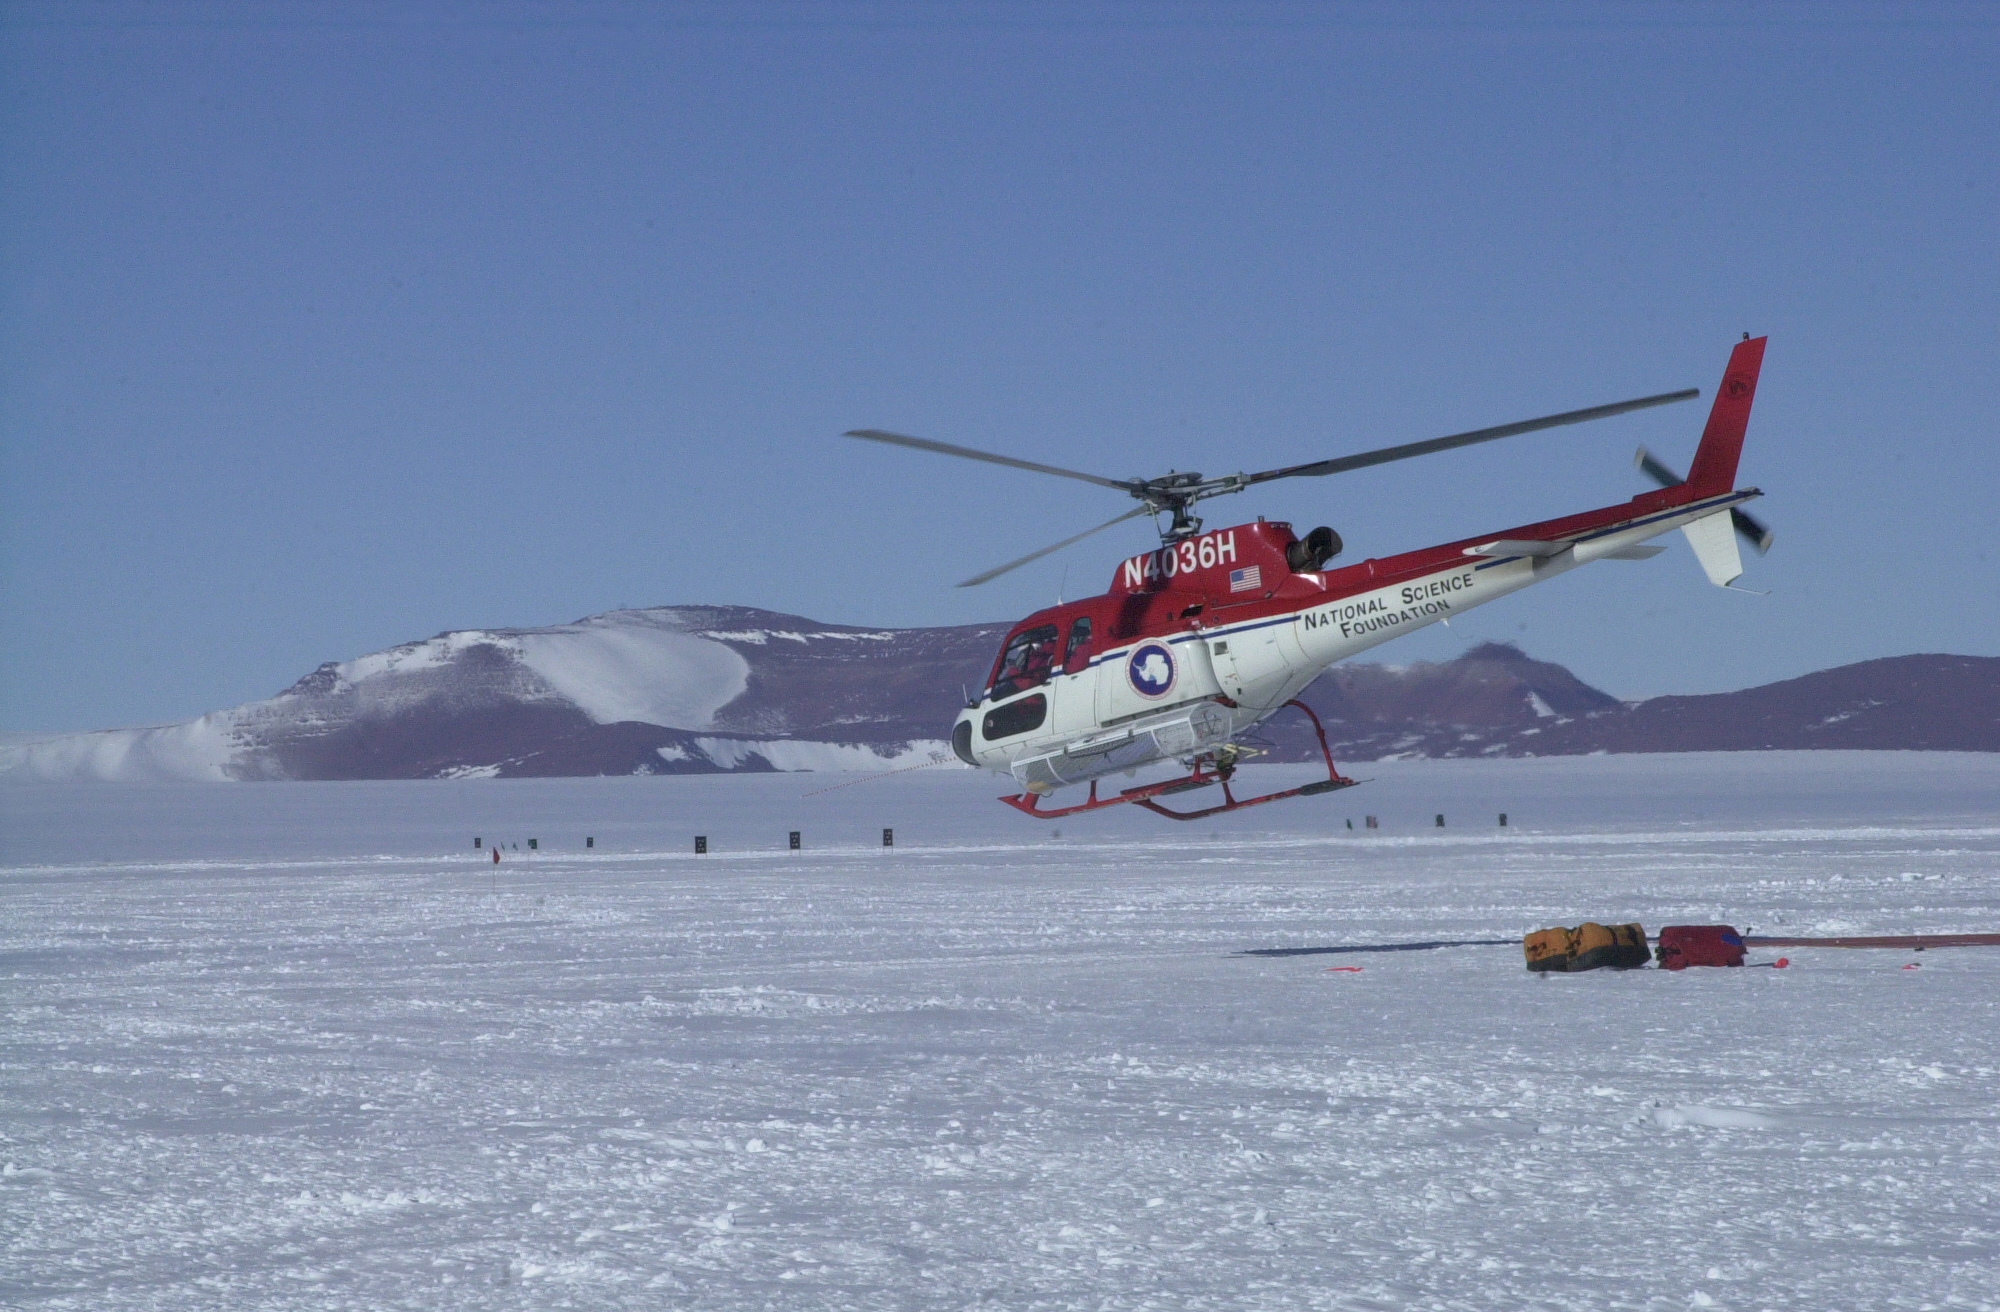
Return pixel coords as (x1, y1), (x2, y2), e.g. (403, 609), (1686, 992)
(1138, 470), (1235, 542)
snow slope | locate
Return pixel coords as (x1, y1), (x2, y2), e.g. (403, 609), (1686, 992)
(512, 617), (748, 728)
(0, 713), (245, 783)
(302, 612), (752, 728)
(3, 752), (1997, 1309)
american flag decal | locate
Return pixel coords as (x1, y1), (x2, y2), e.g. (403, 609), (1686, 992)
(1229, 565), (1262, 593)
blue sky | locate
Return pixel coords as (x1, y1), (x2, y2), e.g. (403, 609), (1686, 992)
(3, 1), (1996, 732)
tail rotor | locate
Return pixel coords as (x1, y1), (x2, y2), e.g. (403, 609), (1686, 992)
(1634, 446), (1775, 554)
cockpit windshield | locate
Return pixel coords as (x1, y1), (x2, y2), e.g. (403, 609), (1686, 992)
(990, 624), (1060, 698)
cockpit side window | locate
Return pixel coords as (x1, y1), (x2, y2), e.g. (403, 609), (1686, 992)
(991, 624), (1060, 698)
(1063, 617), (1093, 669)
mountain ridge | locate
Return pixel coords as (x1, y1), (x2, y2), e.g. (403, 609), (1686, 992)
(3, 605), (1993, 782)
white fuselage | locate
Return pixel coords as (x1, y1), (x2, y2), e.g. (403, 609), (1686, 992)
(957, 491), (1755, 794)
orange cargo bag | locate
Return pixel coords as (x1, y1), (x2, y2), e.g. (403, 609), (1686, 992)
(1523, 926), (1576, 972)
(1524, 922), (1649, 972)
(1573, 922), (1650, 971)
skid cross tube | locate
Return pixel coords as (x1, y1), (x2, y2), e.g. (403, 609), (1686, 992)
(999, 700), (1358, 821)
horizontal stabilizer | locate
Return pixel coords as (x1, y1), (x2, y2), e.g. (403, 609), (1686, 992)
(1463, 539), (1568, 559)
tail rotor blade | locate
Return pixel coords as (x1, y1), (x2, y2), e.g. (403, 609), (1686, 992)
(1637, 446), (1772, 552)
(956, 505), (1154, 588)
(1634, 445), (1686, 488)
(1731, 507), (1775, 554)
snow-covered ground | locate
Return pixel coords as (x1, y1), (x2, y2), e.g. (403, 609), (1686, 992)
(4, 752), (1997, 1310)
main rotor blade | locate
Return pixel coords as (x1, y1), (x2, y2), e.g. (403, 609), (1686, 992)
(956, 505), (1154, 588)
(844, 429), (1136, 493)
(1634, 445), (1686, 488)
(1246, 388), (1700, 486)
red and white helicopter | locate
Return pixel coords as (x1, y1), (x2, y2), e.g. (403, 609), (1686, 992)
(848, 336), (1772, 820)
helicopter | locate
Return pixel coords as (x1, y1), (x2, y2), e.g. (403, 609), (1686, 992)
(846, 336), (1772, 820)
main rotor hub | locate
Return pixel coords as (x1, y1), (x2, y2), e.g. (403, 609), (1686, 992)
(1133, 471), (1232, 542)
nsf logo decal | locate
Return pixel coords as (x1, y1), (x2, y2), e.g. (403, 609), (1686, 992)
(1127, 642), (1176, 698)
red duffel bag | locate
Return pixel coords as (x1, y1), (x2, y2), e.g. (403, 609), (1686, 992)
(1656, 925), (1745, 969)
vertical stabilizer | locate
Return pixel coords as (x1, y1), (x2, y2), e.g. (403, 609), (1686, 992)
(1685, 336), (1766, 494)
(1682, 510), (1743, 587)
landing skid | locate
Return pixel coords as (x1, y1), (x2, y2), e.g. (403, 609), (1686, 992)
(1000, 700), (1359, 821)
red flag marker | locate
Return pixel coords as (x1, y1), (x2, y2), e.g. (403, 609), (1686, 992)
(1325, 966), (1363, 973)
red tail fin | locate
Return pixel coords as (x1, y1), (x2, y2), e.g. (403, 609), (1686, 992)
(1685, 336), (1767, 494)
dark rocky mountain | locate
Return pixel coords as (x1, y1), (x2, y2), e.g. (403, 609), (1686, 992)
(1507, 653), (2000, 755)
(1268, 643), (1622, 761)
(3, 606), (1992, 783)
(1257, 644), (2000, 762)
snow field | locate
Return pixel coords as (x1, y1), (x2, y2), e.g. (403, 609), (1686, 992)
(2, 754), (1998, 1309)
